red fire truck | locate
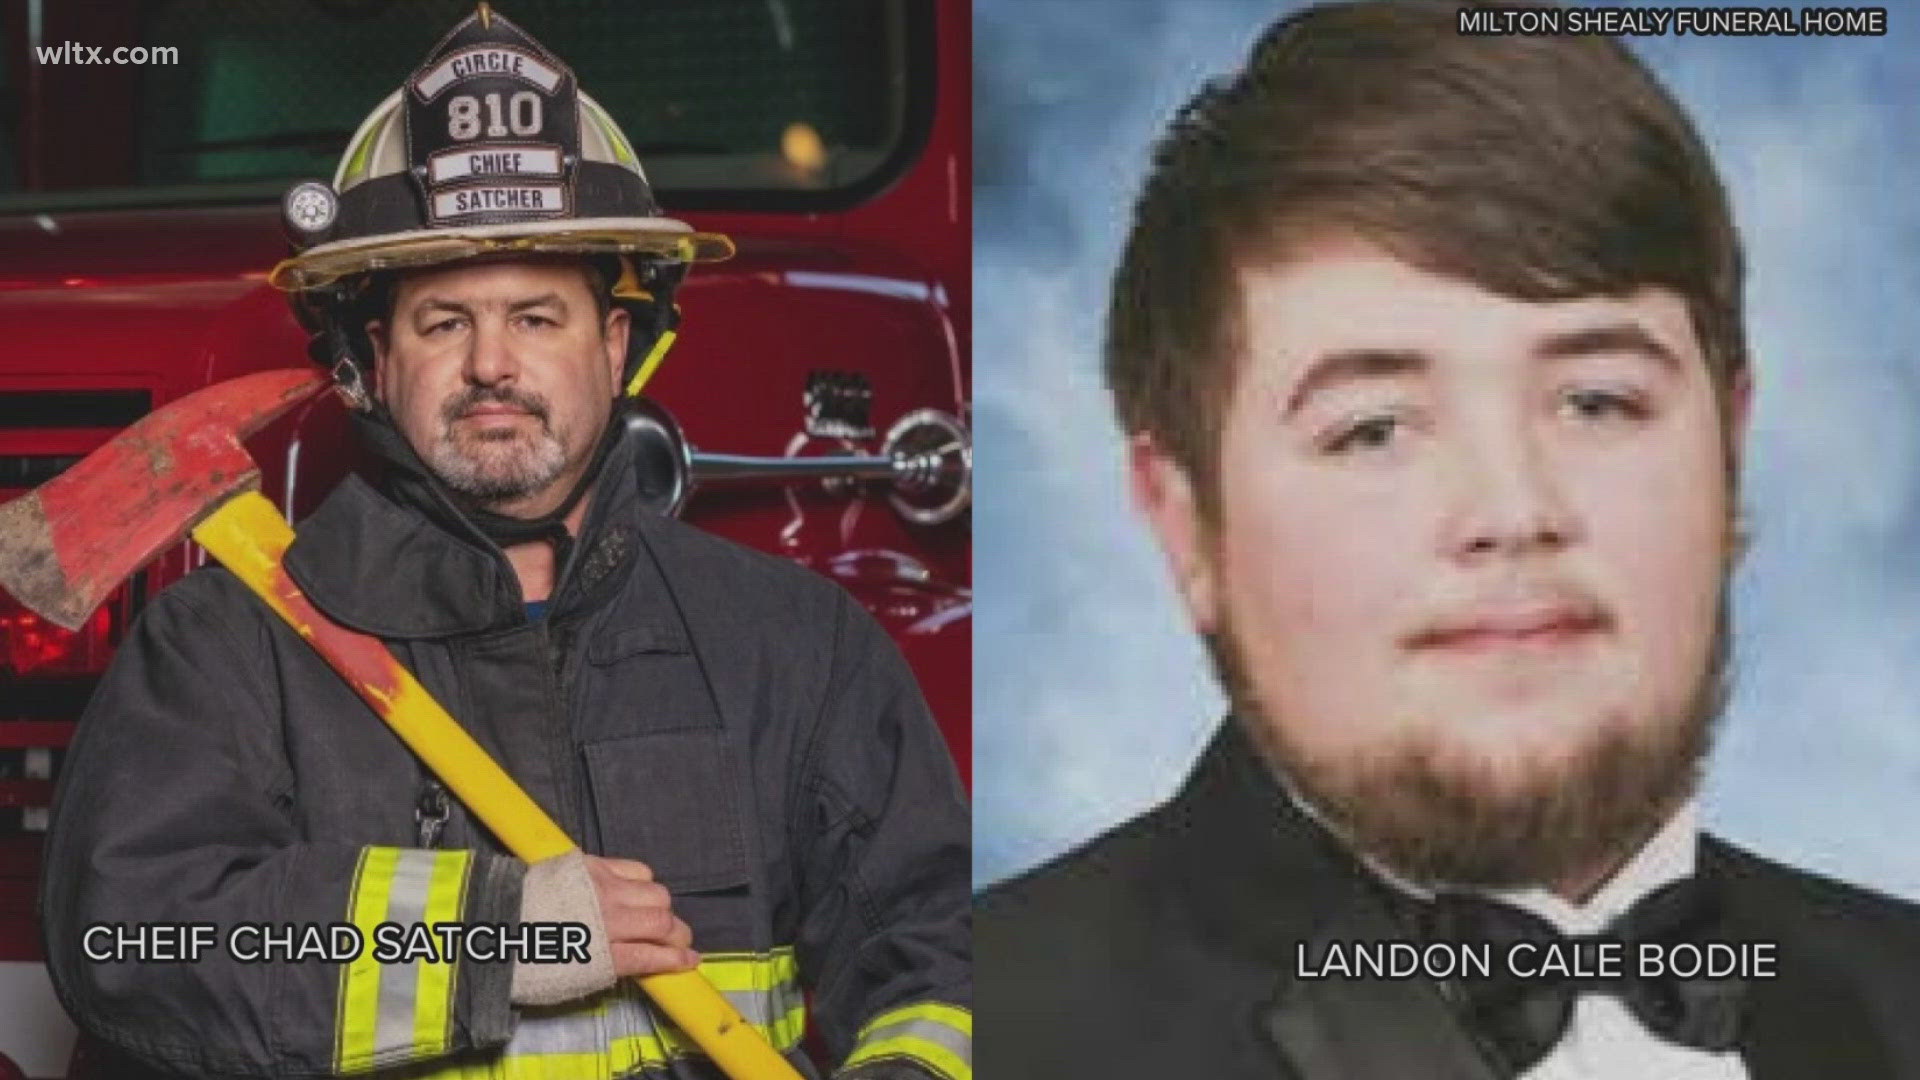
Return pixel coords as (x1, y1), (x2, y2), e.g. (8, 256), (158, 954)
(0, 3), (969, 1075)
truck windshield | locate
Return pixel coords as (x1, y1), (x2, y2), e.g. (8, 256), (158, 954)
(0, 0), (921, 213)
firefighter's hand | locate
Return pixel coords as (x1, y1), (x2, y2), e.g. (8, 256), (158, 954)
(584, 854), (701, 976)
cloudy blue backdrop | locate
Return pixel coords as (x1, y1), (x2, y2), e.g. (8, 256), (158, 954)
(974, 1), (1920, 899)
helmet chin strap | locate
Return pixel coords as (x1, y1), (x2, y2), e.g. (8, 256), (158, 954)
(351, 400), (625, 588)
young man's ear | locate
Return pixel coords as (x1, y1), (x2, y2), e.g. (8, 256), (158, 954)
(1726, 363), (1754, 471)
(1724, 363), (1754, 560)
(1128, 432), (1222, 634)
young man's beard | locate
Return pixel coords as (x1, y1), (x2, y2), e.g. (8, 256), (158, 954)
(1208, 601), (1729, 894)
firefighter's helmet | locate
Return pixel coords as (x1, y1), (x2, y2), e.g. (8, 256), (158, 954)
(273, 3), (731, 401)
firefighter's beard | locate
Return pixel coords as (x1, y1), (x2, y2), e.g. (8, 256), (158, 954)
(1208, 599), (1728, 893)
(423, 385), (570, 505)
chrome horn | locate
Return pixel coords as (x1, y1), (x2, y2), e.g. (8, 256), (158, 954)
(624, 398), (971, 526)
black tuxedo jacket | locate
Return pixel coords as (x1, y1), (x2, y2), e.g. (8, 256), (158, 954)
(977, 722), (1920, 1078)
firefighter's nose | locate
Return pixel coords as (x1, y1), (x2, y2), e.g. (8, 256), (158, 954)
(464, 321), (520, 386)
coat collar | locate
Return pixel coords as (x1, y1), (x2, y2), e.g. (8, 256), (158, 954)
(283, 425), (648, 639)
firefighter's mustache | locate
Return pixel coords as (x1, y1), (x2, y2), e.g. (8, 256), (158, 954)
(439, 387), (553, 428)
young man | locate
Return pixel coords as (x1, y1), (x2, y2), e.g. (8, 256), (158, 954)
(977, 2), (1920, 1077)
(41, 9), (969, 1079)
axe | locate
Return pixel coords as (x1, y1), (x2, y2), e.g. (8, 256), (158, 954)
(0, 369), (803, 1080)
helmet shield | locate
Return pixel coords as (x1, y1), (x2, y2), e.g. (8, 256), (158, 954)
(273, 4), (731, 291)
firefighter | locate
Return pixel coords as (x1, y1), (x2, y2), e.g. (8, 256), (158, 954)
(40, 7), (969, 1079)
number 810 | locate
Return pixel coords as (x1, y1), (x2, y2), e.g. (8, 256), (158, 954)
(448, 91), (543, 140)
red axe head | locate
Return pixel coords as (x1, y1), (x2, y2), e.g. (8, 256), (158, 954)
(0, 369), (325, 630)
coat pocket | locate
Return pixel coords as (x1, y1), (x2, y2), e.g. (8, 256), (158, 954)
(577, 626), (722, 742)
(581, 729), (758, 947)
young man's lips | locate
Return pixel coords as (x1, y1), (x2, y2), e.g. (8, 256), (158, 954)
(1406, 608), (1612, 651)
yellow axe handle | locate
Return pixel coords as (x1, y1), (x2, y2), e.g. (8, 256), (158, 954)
(190, 490), (803, 1080)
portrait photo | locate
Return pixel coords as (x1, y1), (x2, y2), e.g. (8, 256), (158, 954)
(976, 1), (1920, 1075)
(976, 0), (1920, 907)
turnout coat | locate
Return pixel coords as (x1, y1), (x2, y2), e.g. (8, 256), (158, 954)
(42, 436), (971, 1080)
(977, 721), (1920, 1079)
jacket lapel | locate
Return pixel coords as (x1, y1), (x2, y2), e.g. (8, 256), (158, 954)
(1169, 722), (1503, 1080)
(1737, 967), (1894, 1080)
(1262, 895), (1504, 1080)
(1700, 839), (1900, 1078)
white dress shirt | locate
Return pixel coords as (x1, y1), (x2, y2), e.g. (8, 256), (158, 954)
(1484, 804), (1749, 1080)
(1292, 787), (1751, 1080)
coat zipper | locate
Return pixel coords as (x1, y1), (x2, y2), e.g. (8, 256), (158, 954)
(542, 618), (593, 851)
(538, 616), (612, 1065)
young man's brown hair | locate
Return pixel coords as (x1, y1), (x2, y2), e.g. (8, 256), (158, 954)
(1105, 0), (1747, 516)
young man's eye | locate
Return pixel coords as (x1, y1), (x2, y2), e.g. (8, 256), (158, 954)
(1322, 413), (1402, 455)
(1560, 387), (1649, 422)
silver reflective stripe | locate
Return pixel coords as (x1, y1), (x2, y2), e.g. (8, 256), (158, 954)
(856, 1016), (972, 1068)
(606, 984), (695, 1059)
(371, 848), (439, 1057)
(725, 981), (804, 1029)
(600, 972), (804, 1047)
(506, 1004), (606, 1054)
(483, 951), (807, 1076)
(605, 986), (657, 1041)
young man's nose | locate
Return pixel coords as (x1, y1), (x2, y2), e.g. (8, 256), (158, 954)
(1440, 421), (1583, 561)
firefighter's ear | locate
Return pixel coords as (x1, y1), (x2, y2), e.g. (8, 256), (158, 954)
(602, 306), (630, 390)
(364, 319), (389, 401)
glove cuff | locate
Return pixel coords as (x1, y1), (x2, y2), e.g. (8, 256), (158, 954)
(509, 850), (618, 1006)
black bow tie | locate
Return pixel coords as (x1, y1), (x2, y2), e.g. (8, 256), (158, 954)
(1411, 877), (1747, 1075)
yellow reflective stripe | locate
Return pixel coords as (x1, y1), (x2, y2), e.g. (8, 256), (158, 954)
(335, 847), (474, 1074)
(845, 1002), (973, 1080)
(489, 994), (802, 1077)
(348, 947), (805, 1079)
(501, 1056), (600, 1080)
(605, 1002), (807, 1073)
(696, 948), (806, 1048)
(613, 997), (804, 1058)
(855, 1001), (972, 1042)
(844, 1035), (970, 1080)
(608, 951), (808, 1071)
(769, 996), (808, 1049)
(337, 846), (398, 1071)
(411, 850), (472, 1057)
(699, 946), (799, 994)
